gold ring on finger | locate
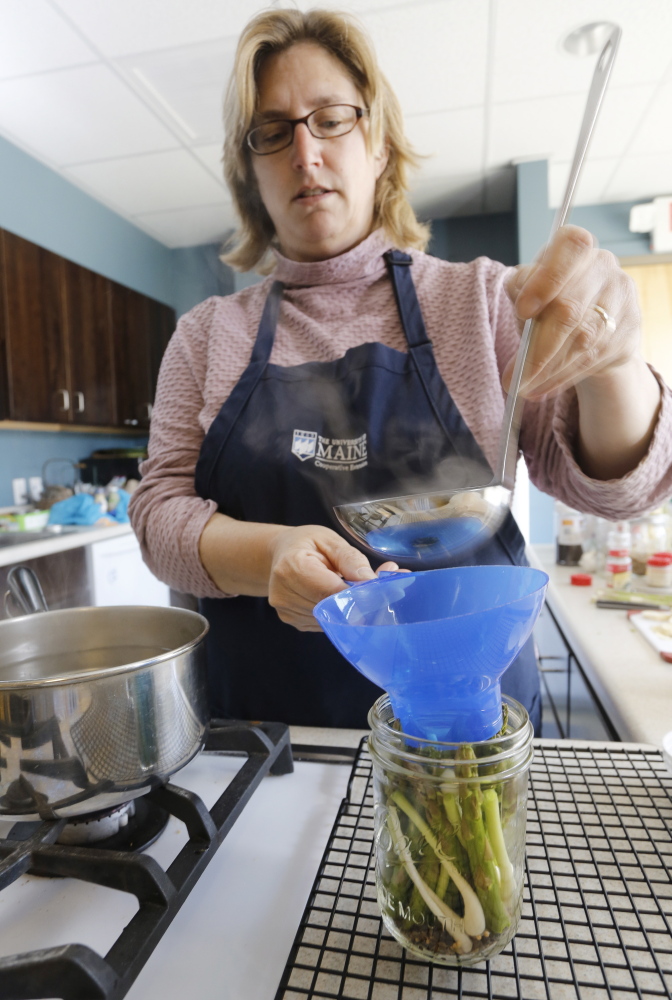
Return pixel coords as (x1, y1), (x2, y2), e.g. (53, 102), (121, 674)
(594, 304), (617, 335)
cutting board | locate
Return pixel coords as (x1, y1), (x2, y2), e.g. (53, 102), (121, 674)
(629, 610), (672, 663)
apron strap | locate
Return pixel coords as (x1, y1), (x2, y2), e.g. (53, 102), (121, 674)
(195, 279), (284, 499)
(384, 248), (462, 448)
(384, 250), (431, 349)
(250, 280), (285, 365)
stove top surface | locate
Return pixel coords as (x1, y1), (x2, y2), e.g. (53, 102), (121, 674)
(0, 724), (352, 1000)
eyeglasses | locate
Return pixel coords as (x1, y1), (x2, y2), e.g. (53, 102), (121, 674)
(246, 104), (368, 155)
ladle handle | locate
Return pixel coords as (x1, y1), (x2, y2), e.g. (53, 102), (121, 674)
(5, 565), (49, 616)
(497, 26), (622, 491)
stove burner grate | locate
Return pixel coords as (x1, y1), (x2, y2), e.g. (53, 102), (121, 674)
(0, 719), (293, 1000)
(7, 796), (170, 855)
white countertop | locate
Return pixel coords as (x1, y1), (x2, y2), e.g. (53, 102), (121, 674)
(529, 543), (672, 749)
(0, 522), (133, 567)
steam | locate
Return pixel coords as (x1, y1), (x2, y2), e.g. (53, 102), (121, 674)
(239, 378), (494, 512)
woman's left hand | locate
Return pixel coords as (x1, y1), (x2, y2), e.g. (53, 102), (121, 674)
(503, 224), (642, 400)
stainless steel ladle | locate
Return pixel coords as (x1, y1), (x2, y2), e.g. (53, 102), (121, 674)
(334, 26), (621, 565)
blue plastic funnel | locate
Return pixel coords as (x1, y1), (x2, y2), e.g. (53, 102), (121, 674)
(314, 565), (548, 743)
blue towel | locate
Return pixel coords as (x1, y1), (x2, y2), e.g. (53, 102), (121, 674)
(48, 493), (105, 525)
(108, 489), (131, 523)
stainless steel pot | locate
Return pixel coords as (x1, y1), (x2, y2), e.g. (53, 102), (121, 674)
(0, 574), (209, 821)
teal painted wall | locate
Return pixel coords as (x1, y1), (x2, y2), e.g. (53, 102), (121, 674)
(0, 430), (147, 507)
(428, 212), (518, 266)
(0, 134), (175, 306)
(516, 159), (653, 543)
(172, 243), (234, 317)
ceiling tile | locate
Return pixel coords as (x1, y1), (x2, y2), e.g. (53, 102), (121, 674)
(492, 0), (672, 103)
(192, 144), (225, 183)
(488, 84), (653, 169)
(134, 203), (237, 248)
(628, 80), (672, 155)
(0, 0), (96, 79)
(489, 94), (582, 167)
(406, 107), (485, 179)
(0, 64), (179, 165)
(362, 0), (489, 116)
(548, 158), (619, 207)
(2, 0), (669, 243)
(115, 39), (234, 145)
(51, 0), (263, 56)
(603, 153), (672, 203)
(64, 150), (226, 216)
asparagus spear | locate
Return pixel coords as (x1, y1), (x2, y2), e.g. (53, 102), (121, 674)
(425, 792), (470, 913)
(390, 790), (486, 937)
(386, 806), (473, 955)
(456, 746), (511, 935)
(482, 788), (516, 905)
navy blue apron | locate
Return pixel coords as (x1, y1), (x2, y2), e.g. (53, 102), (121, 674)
(195, 251), (541, 732)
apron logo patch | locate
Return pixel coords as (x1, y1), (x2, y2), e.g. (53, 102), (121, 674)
(291, 429), (317, 461)
(292, 430), (368, 471)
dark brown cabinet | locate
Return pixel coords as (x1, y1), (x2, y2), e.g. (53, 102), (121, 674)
(0, 229), (175, 430)
(110, 283), (174, 430)
(0, 231), (69, 422)
(62, 259), (116, 426)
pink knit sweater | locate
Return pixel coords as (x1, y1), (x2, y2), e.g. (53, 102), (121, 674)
(130, 230), (672, 597)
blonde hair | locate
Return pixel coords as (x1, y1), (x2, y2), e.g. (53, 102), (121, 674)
(221, 7), (430, 272)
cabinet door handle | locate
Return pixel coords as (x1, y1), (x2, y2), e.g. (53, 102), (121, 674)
(124, 418), (139, 426)
(58, 389), (70, 411)
(74, 391), (85, 413)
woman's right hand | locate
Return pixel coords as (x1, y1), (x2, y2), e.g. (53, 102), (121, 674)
(268, 524), (399, 631)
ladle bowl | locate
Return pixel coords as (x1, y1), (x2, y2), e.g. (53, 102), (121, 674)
(314, 565), (549, 743)
(334, 484), (510, 564)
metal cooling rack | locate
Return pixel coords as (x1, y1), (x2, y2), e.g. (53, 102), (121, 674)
(275, 740), (672, 1000)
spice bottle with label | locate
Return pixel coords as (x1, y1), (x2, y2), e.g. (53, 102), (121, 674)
(555, 502), (584, 566)
(645, 553), (672, 588)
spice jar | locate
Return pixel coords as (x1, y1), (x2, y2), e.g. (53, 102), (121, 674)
(605, 550), (632, 589)
(555, 502), (584, 566)
(646, 554), (672, 589)
(368, 694), (533, 967)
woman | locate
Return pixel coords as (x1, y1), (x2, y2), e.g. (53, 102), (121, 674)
(130, 9), (672, 733)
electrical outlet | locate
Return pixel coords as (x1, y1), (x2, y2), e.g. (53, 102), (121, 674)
(12, 477), (28, 506)
(28, 476), (43, 501)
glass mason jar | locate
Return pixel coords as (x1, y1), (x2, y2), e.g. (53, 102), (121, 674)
(368, 693), (534, 966)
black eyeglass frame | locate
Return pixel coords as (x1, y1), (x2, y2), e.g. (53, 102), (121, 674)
(246, 104), (369, 155)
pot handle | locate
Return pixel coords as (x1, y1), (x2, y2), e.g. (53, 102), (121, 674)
(4, 565), (49, 616)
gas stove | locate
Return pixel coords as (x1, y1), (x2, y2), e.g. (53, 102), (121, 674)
(0, 720), (352, 1000)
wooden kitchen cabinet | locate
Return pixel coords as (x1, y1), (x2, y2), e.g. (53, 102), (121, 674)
(61, 258), (116, 426)
(0, 228), (175, 430)
(0, 230), (69, 422)
(110, 282), (174, 430)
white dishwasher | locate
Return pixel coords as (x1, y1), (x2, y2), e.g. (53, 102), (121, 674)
(87, 531), (171, 607)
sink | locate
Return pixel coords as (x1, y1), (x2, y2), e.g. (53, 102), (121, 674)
(0, 525), (97, 548)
